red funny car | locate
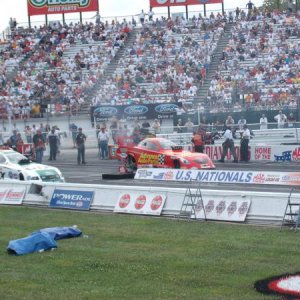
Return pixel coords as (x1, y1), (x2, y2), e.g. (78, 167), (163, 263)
(117, 137), (215, 171)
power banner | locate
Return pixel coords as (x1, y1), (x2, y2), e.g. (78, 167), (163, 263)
(50, 189), (94, 210)
(27, 0), (99, 16)
(195, 197), (251, 222)
(114, 192), (166, 215)
(135, 168), (300, 186)
(0, 187), (26, 205)
(150, 0), (223, 7)
(91, 103), (179, 122)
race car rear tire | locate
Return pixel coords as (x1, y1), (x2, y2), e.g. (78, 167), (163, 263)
(174, 159), (181, 169)
(126, 156), (137, 172)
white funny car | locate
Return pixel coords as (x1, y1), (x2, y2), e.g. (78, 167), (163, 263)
(0, 149), (64, 182)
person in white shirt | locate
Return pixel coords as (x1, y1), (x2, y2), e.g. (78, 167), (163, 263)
(259, 114), (268, 130)
(274, 111), (287, 129)
(240, 124), (251, 162)
(98, 127), (110, 160)
(219, 127), (238, 163)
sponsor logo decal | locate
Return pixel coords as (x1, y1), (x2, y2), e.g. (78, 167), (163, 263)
(163, 171), (174, 180)
(205, 200), (215, 214)
(151, 195), (163, 210)
(29, 0), (90, 8)
(138, 153), (159, 164)
(155, 104), (178, 114)
(253, 173), (265, 184)
(227, 201), (237, 216)
(154, 172), (165, 180)
(238, 202), (249, 215)
(124, 105), (148, 115)
(274, 151), (292, 162)
(255, 272), (300, 299)
(135, 195), (146, 210)
(215, 201), (226, 215)
(93, 107), (118, 117)
(119, 194), (131, 209)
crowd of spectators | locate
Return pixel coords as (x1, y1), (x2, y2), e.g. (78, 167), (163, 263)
(92, 14), (225, 109)
(0, 19), (131, 120)
(207, 9), (300, 112)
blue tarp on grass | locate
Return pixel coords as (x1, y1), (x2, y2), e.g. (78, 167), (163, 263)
(7, 232), (57, 255)
(31, 226), (82, 240)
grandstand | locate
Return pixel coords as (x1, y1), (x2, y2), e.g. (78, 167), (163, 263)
(0, 8), (299, 127)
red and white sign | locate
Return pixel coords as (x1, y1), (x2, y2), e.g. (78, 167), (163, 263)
(0, 187), (26, 205)
(115, 192), (166, 215)
(27, 0), (99, 16)
(150, 0), (223, 8)
(195, 197), (251, 222)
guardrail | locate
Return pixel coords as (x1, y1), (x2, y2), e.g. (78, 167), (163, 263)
(0, 180), (293, 225)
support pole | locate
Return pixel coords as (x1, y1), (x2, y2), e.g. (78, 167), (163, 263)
(80, 12), (82, 24)
(168, 6), (170, 19)
(62, 13), (65, 25)
(45, 14), (48, 26)
(185, 5), (188, 20)
(222, 2), (225, 15)
(28, 15), (31, 29)
(204, 4), (207, 17)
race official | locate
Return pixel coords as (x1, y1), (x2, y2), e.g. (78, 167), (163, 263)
(219, 127), (238, 163)
(98, 127), (109, 160)
(76, 128), (87, 165)
(47, 129), (59, 161)
(33, 129), (46, 164)
(240, 125), (250, 162)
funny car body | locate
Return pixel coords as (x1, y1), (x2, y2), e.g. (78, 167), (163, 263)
(0, 149), (64, 182)
(117, 137), (215, 171)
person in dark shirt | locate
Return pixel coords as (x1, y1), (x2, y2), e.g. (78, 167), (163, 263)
(33, 130), (46, 164)
(76, 128), (87, 165)
(246, 1), (254, 10)
(47, 129), (59, 161)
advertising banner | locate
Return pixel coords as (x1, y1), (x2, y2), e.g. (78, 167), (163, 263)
(0, 187), (26, 205)
(150, 0), (223, 8)
(50, 189), (94, 210)
(91, 103), (179, 122)
(114, 192), (166, 215)
(135, 168), (300, 186)
(195, 197), (251, 222)
(204, 145), (300, 162)
(27, 0), (99, 16)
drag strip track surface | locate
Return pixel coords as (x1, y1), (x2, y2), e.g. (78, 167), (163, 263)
(47, 149), (300, 192)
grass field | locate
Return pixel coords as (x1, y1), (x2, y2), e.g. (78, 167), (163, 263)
(0, 206), (299, 300)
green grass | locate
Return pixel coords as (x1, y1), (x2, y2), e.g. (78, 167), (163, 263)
(0, 206), (298, 300)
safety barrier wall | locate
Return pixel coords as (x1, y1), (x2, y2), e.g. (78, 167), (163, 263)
(0, 180), (294, 225)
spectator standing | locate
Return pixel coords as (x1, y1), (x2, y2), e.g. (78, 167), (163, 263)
(287, 113), (296, 128)
(9, 130), (18, 151)
(274, 111), (287, 129)
(152, 119), (161, 135)
(288, 0), (294, 13)
(240, 125), (251, 162)
(139, 10), (145, 25)
(218, 127), (238, 163)
(148, 8), (154, 22)
(259, 114), (268, 130)
(47, 129), (59, 161)
(76, 128), (87, 165)
(33, 130), (46, 164)
(237, 116), (247, 131)
(225, 115), (235, 127)
(185, 118), (194, 133)
(25, 126), (32, 143)
(176, 119), (184, 133)
(98, 127), (109, 160)
(246, 1), (254, 11)
(70, 123), (78, 148)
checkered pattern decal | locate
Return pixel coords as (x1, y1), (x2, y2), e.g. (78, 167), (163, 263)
(158, 154), (165, 165)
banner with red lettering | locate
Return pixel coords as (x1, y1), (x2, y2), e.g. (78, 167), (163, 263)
(27, 0), (99, 16)
(0, 187), (26, 205)
(150, 0), (223, 8)
(114, 192), (166, 215)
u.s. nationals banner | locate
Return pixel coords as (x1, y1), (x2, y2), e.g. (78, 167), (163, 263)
(114, 192), (166, 215)
(27, 0), (99, 16)
(150, 0), (223, 8)
(135, 168), (300, 186)
(195, 197), (251, 222)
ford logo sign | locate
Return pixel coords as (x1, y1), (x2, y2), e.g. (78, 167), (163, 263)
(198, 0), (209, 3)
(94, 107), (118, 117)
(155, 104), (179, 114)
(124, 105), (148, 115)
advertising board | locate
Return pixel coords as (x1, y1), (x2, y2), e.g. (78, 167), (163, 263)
(150, 0), (223, 7)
